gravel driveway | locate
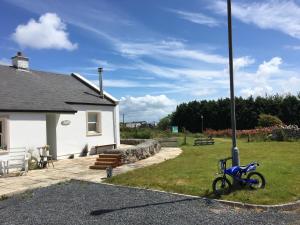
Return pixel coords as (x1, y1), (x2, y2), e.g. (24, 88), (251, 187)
(0, 180), (298, 225)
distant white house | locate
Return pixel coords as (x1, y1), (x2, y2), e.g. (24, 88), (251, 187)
(124, 121), (147, 128)
(0, 52), (120, 159)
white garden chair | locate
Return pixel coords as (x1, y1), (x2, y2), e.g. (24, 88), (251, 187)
(1, 147), (28, 176)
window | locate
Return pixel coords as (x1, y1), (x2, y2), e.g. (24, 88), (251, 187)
(0, 119), (5, 150)
(87, 112), (101, 135)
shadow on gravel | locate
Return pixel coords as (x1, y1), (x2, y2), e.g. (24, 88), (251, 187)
(203, 184), (258, 200)
(90, 197), (202, 216)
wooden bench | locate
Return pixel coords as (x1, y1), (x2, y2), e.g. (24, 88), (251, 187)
(157, 137), (178, 147)
(194, 138), (215, 146)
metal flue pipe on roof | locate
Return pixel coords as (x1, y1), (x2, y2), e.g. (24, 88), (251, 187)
(98, 67), (104, 98)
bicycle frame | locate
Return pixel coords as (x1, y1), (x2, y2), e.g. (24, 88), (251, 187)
(218, 157), (260, 185)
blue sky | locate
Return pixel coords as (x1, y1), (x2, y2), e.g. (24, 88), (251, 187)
(1, 0), (300, 122)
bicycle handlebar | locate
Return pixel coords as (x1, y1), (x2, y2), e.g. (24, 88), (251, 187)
(220, 157), (232, 162)
(218, 158), (260, 167)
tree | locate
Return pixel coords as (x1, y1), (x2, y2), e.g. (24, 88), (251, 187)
(170, 94), (300, 131)
(257, 114), (283, 127)
(279, 95), (300, 125)
(157, 114), (172, 130)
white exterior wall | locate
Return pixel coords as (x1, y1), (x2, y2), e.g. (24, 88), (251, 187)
(54, 105), (118, 159)
(0, 113), (46, 150)
(0, 103), (120, 159)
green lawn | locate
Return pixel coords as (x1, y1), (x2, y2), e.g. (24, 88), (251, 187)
(106, 138), (300, 205)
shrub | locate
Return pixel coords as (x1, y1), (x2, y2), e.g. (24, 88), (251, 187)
(204, 127), (275, 141)
(133, 130), (152, 139)
(157, 115), (172, 130)
(28, 156), (39, 170)
(272, 125), (300, 141)
(272, 129), (287, 141)
(204, 125), (300, 142)
(121, 127), (179, 139)
(121, 128), (152, 139)
(257, 114), (283, 127)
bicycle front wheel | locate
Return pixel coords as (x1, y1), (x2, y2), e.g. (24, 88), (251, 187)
(212, 177), (232, 195)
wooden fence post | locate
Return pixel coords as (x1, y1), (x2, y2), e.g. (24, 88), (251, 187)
(183, 127), (187, 145)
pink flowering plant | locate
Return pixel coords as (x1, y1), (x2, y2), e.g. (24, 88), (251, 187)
(205, 125), (300, 141)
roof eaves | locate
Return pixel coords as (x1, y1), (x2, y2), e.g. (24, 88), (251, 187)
(71, 72), (119, 104)
(65, 102), (116, 106)
(0, 109), (77, 114)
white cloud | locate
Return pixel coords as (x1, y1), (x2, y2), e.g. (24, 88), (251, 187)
(233, 56), (255, 71)
(285, 45), (300, 50)
(168, 9), (220, 27)
(120, 95), (177, 122)
(93, 78), (175, 89)
(135, 60), (225, 81)
(280, 76), (300, 94)
(136, 56), (253, 80)
(103, 79), (140, 88)
(91, 59), (116, 71)
(117, 40), (255, 72)
(12, 13), (77, 50)
(240, 86), (273, 98)
(238, 57), (284, 97)
(117, 40), (228, 64)
(91, 59), (136, 71)
(257, 57), (282, 75)
(213, 0), (300, 39)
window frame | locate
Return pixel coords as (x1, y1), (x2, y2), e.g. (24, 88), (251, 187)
(86, 112), (102, 136)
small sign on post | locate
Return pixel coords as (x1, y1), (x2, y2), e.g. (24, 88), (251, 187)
(171, 126), (178, 134)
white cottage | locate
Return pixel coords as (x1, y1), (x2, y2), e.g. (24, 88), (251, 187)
(0, 52), (120, 159)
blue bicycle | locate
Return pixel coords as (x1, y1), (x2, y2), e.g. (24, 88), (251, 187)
(212, 157), (266, 195)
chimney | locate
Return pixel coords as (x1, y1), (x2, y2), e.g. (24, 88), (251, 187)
(11, 52), (29, 70)
(98, 67), (104, 98)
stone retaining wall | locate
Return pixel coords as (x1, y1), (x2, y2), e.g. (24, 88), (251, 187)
(104, 139), (161, 164)
(120, 139), (145, 146)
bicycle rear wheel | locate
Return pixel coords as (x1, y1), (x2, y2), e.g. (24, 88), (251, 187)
(247, 172), (266, 189)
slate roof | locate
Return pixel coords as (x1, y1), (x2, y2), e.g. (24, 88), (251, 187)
(0, 65), (116, 113)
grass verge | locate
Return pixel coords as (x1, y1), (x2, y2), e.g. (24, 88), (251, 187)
(106, 138), (300, 205)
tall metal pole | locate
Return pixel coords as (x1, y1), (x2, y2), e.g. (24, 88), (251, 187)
(227, 0), (240, 166)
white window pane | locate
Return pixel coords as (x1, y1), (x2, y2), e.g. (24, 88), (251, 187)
(0, 134), (2, 147)
(88, 123), (97, 132)
(88, 113), (97, 123)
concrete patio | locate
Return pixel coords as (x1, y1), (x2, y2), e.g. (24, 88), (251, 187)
(0, 147), (182, 198)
